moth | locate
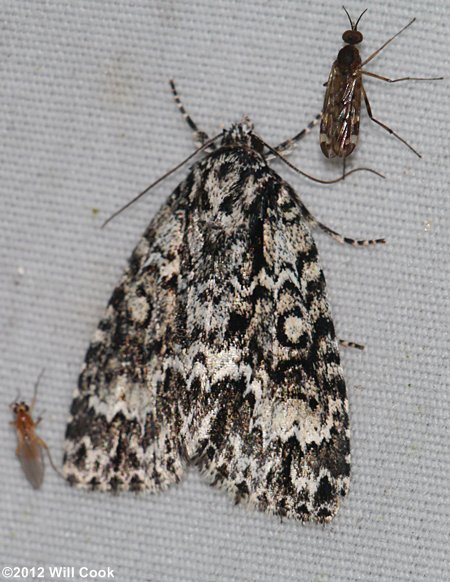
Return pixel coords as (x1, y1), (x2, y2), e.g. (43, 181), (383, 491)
(320, 8), (443, 162)
(63, 82), (384, 522)
(10, 370), (60, 488)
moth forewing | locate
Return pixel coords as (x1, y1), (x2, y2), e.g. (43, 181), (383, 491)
(63, 81), (385, 522)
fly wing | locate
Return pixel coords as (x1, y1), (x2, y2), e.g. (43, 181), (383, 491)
(179, 149), (350, 522)
(63, 186), (189, 492)
(17, 436), (45, 489)
(320, 62), (362, 158)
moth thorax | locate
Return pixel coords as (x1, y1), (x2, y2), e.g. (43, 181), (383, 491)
(221, 118), (264, 153)
(337, 45), (361, 71)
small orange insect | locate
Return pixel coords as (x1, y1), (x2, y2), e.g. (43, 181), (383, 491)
(10, 370), (60, 488)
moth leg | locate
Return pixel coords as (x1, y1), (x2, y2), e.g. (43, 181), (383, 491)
(296, 196), (385, 247)
(362, 70), (443, 83)
(339, 339), (365, 351)
(269, 113), (322, 159)
(361, 84), (421, 158)
(169, 79), (213, 149)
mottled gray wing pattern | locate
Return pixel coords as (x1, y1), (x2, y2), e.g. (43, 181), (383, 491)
(63, 186), (189, 492)
(179, 148), (350, 522)
(320, 63), (362, 159)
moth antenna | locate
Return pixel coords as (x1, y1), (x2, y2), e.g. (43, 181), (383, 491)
(261, 137), (385, 183)
(102, 134), (221, 228)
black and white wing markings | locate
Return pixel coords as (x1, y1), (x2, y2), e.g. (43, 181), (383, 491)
(64, 94), (382, 520)
(63, 188), (189, 492)
(178, 144), (349, 522)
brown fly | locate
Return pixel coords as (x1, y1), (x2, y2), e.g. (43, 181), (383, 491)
(320, 8), (443, 163)
(10, 370), (61, 488)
